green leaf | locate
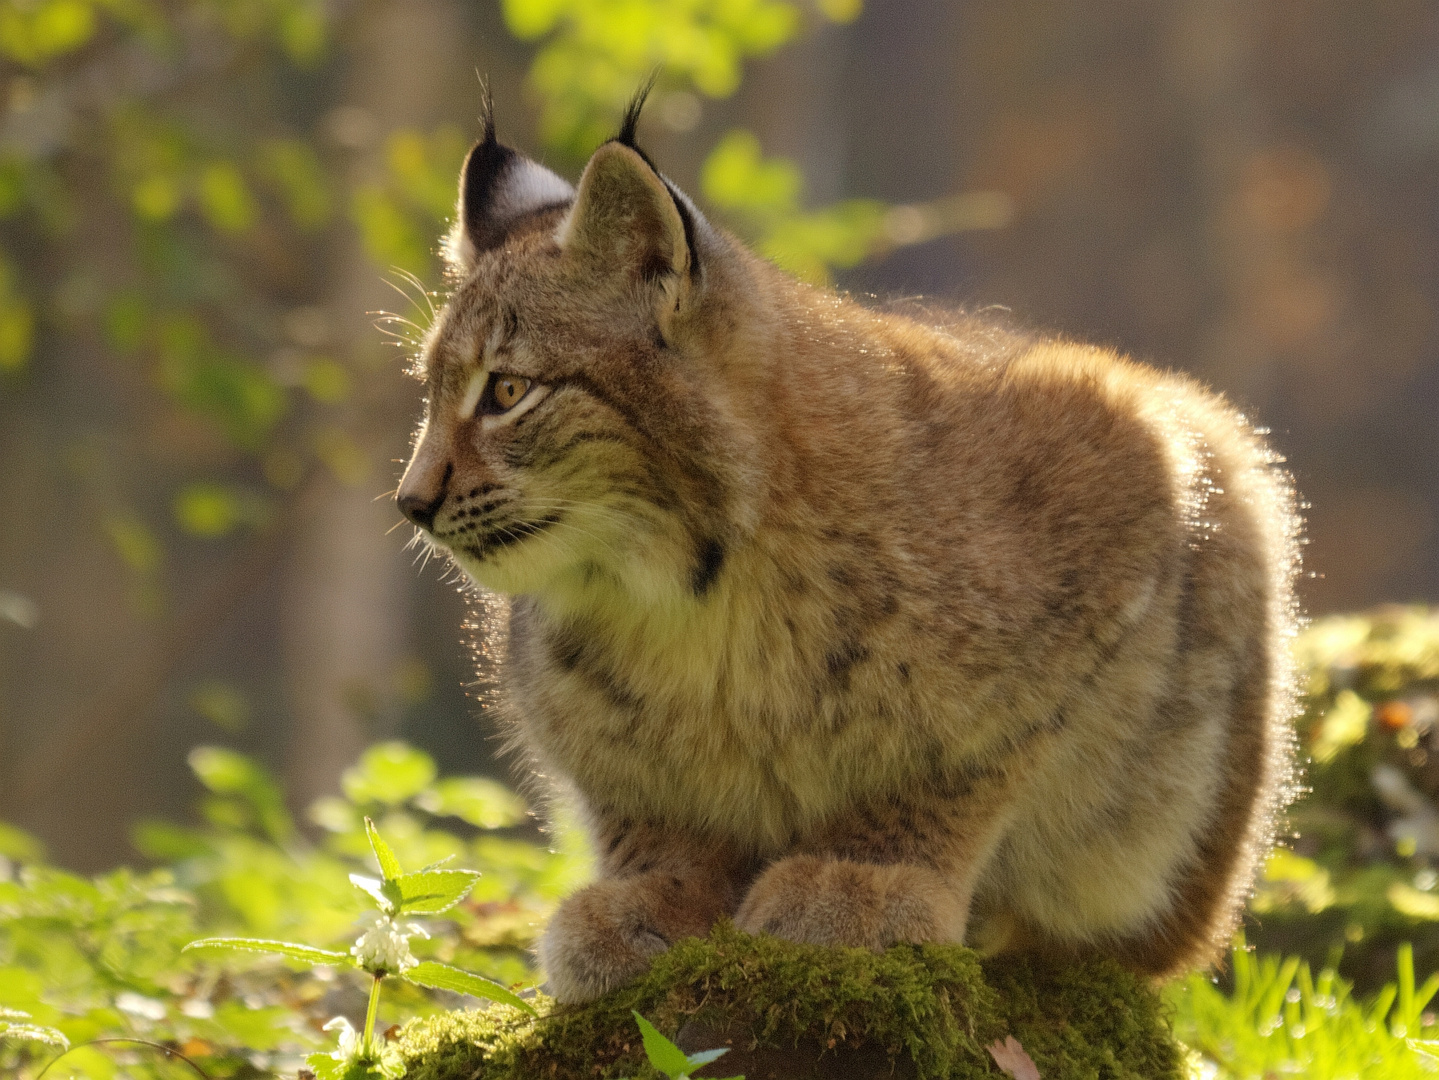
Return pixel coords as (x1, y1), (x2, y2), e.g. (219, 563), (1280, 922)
(174, 483), (269, 539)
(0, 0), (97, 66)
(102, 290), (147, 352)
(259, 139), (332, 228)
(208, 1000), (295, 1051)
(303, 357), (351, 403)
(501, 0), (566, 40)
(1312, 689), (1371, 764)
(155, 317), (288, 450)
(198, 161), (257, 232)
(701, 130), (803, 218)
(279, 3), (328, 65)
(342, 742), (437, 806)
(633, 1011), (693, 1078)
(182, 937), (354, 967)
(189, 679), (250, 732)
(104, 513), (162, 574)
(187, 747), (293, 843)
(305, 1051), (350, 1080)
(364, 817), (402, 880)
(394, 869), (480, 913)
(815, 0), (862, 22)
(0, 1019), (70, 1048)
(684, 1048), (730, 1067)
(0, 820), (45, 861)
(403, 961), (536, 1016)
(415, 777), (527, 829)
(349, 873), (396, 914)
(351, 186), (430, 278)
(0, 260), (33, 372)
(131, 819), (213, 862)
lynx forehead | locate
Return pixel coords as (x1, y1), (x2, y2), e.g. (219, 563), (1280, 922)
(397, 85), (1300, 1005)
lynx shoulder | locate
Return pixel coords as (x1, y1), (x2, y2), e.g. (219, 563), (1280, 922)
(397, 90), (1301, 1004)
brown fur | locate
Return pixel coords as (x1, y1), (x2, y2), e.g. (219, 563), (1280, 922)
(396, 115), (1300, 1004)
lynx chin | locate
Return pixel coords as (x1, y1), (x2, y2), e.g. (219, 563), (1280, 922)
(396, 86), (1300, 1005)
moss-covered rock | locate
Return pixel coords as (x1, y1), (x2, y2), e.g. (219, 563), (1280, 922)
(397, 922), (1182, 1079)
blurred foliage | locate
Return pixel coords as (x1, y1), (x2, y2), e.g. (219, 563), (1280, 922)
(1248, 606), (1439, 992)
(0, 0), (455, 634)
(700, 128), (887, 283)
(501, 0), (829, 156)
(0, 739), (587, 1078)
(498, 0), (987, 284)
(0, 0), (968, 653)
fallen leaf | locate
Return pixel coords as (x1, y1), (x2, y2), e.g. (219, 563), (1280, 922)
(988, 1035), (1040, 1080)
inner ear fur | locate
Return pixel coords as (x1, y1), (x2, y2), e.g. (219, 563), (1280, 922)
(558, 142), (693, 301)
(446, 97), (574, 275)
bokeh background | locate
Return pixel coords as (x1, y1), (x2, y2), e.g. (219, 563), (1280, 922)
(0, 0), (1435, 872)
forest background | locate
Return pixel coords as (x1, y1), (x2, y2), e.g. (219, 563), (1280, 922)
(0, 0), (1436, 905)
(2, 2), (1439, 1077)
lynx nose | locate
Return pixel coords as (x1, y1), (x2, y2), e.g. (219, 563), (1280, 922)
(397, 460), (451, 531)
(397, 490), (444, 530)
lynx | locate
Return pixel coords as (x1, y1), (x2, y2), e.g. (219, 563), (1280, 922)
(395, 88), (1299, 1005)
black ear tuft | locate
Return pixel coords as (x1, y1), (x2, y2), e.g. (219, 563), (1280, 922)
(616, 70), (660, 150)
(460, 101), (516, 254)
(479, 77), (497, 148)
(449, 83), (575, 272)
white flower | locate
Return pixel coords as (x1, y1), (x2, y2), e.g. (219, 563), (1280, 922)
(322, 1015), (361, 1057)
(114, 992), (166, 1021)
(350, 914), (427, 975)
(318, 1016), (405, 1079)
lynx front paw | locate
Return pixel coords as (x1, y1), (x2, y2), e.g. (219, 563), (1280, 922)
(539, 870), (727, 1004)
(538, 878), (669, 1004)
(734, 855), (967, 951)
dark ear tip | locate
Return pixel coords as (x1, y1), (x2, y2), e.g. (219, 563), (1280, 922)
(479, 75), (497, 145)
(617, 70), (661, 149)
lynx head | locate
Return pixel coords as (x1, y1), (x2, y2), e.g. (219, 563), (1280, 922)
(396, 88), (756, 608)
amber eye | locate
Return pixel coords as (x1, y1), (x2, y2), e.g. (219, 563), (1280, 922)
(483, 373), (531, 414)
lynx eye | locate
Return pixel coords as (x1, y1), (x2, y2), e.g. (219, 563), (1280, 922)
(483, 373), (531, 415)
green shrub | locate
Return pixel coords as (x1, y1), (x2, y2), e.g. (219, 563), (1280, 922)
(1250, 606), (1439, 990)
(0, 742), (584, 1079)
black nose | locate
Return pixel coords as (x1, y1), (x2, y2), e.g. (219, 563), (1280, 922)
(398, 491), (444, 530)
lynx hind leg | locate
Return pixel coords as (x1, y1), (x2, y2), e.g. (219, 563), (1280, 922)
(539, 821), (750, 1004)
(734, 854), (968, 950)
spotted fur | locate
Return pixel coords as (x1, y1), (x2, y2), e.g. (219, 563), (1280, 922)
(397, 102), (1300, 1004)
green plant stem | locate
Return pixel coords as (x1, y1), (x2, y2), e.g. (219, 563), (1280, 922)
(363, 974), (384, 1055)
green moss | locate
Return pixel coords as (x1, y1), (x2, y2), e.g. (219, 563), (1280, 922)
(984, 954), (1182, 1080)
(397, 922), (1182, 1080)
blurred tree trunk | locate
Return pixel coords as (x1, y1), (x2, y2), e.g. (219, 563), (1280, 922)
(281, 0), (470, 811)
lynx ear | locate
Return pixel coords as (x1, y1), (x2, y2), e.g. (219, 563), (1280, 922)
(556, 139), (696, 312)
(446, 89), (574, 274)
